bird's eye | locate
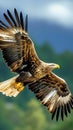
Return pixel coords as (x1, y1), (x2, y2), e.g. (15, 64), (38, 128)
(21, 34), (28, 40)
(21, 35), (25, 39)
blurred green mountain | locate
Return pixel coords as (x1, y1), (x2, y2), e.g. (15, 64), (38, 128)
(0, 42), (73, 130)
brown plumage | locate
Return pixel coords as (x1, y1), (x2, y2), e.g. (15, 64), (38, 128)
(0, 8), (73, 121)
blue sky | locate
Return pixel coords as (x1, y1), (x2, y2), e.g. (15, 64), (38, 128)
(0, 0), (73, 28)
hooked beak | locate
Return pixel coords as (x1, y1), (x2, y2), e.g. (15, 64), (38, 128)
(55, 64), (60, 69)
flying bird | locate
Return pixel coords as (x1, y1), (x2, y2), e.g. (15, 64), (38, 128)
(0, 8), (73, 121)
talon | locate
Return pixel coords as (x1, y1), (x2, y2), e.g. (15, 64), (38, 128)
(15, 82), (24, 92)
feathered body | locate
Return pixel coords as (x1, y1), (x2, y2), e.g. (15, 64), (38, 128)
(0, 8), (73, 121)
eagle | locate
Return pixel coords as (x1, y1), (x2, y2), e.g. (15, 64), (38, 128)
(0, 8), (73, 121)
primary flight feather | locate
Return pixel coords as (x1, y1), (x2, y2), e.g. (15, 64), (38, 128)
(0, 8), (73, 121)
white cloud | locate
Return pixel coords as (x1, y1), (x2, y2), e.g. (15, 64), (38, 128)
(46, 3), (73, 27)
(25, 1), (73, 28)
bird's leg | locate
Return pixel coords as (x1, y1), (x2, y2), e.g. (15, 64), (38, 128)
(14, 82), (24, 92)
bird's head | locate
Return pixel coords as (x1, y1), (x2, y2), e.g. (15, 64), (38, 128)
(47, 63), (60, 71)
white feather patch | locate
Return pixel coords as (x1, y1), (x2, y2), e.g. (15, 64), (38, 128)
(57, 93), (71, 104)
(42, 90), (57, 104)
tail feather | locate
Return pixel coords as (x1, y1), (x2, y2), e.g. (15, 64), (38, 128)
(0, 75), (24, 97)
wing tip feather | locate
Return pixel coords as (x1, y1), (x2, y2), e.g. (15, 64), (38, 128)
(51, 95), (73, 121)
(0, 8), (28, 32)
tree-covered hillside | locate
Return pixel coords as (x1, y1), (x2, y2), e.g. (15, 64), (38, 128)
(0, 43), (73, 130)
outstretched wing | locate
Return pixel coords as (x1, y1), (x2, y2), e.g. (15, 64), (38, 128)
(0, 9), (40, 73)
(28, 72), (73, 121)
(0, 8), (28, 72)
